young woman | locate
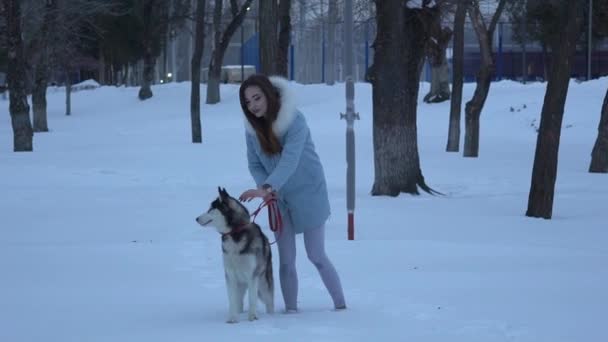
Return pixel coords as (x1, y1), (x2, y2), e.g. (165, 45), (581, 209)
(238, 74), (346, 312)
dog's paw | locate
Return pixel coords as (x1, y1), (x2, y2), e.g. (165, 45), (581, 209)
(226, 317), (239, 324)
(248, 313), (258, 321)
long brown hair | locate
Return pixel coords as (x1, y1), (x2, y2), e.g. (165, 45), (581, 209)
(239, 74), (283, 155)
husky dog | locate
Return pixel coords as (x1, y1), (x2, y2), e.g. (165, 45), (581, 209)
(196, 187), (274, 323)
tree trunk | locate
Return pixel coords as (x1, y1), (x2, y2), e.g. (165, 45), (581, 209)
(370, 0), (437, 196)
(297, 0), (306, 81)
(424, 60), (451, 103)
(447, 0), (467, 152)
(138, 1), (156, 100)
(541, 43), (549, 81)
(325, 0), (337, 85)
(463, 0), (506, 157)
(31, 0), (57, 132)
(423, 7), (452, 104)
(277, 0), (292, 78)
(259, 0), (278, 75)
(589, 87), (608, 172)
(99, 44), (106, 85)
(65, 69), (72, 116)
(463, 65), (492, 157)
(32, 62), (49, 132)
(190, 0), (206, 143)
(526, 1), (584, 219)
(205, 0), (254, 104)
(206, 0), (223, 104)
(4, 0), (33, 151)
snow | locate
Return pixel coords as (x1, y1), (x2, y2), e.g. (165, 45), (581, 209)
(1, 77), (607, 342)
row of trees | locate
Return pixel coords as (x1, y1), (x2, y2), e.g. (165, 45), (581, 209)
(0, 0), (295, 144)
(368, 0), (608, 219)
(2, 0), (607, 220)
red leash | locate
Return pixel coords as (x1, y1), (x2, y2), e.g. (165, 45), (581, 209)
(250, 197), (283, 245)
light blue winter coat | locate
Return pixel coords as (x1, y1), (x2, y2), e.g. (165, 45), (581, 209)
(245, 76), (330, 234)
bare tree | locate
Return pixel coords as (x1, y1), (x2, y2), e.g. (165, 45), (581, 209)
(23, 0), (120, 121)
(526, 0), (584, 219)
(31, 0), (57, 133)
(259, 0), (278, 75)
(325, 0), (337, 85)
(588, 1), (608, 173)
(446, 0), (468, 152)
(190, 0), (206, 143)
(463, 0), (506, 157)
(138, 0), (167, 100)
(589, 88), (608, 173)
(206, 0), (254, 104)
(277, 0), (292, 78)
(423, 3), (452, 104)
(2, 0), (33, 151)
(369, 0), (438, 196)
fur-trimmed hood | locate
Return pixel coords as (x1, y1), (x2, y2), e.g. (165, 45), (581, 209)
(243, 76), (297, 137)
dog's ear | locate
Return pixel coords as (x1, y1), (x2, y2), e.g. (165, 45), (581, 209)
(218, 187), (228, 201)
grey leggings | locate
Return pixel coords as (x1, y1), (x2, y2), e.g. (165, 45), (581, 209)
(274, 223), (346, 310)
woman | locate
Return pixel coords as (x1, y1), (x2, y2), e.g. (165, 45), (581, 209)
(238, 74), (346, 312)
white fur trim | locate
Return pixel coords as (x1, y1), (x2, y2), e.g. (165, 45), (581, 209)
(244, 76), (297, 137)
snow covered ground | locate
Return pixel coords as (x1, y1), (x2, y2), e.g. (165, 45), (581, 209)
(1, 78), (607, 342)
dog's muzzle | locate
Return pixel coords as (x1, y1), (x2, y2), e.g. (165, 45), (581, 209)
(196, 217), (212, 226)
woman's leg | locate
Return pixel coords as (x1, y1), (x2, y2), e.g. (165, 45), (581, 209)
(303, 225), (346, 309)
(275, 222), (298, 311)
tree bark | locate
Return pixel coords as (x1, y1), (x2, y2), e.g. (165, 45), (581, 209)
(138, 0), (158, 100)
(447, 0), (467, 152)
(423, 6), (451, 104)
(277, 0), (292, 78)
(4, 0), (33, 151)
(463, 0), (506, 157)
(369, 0), (437, 196)
(65, 68), (72, 116)
(589, 87), (608, 173)
(325, 0), (337, 85)
(190, 0), (206, 143)
(206, 0), (254, 104)
(31, 0), (57, 132)
(32, 61), (49, 132)
(526, 1), (584, 219)
(206, 0), (223, 104)
(259, 0), (278, 75)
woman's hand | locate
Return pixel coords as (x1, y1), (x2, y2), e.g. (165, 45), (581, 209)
(239, 188), (273, 202)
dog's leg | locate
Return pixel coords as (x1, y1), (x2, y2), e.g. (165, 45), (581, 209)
(258, 271), (274, 314)
(259, 284), (274, 314)
(225, 273), (240, 323)
(236, 282), (247, 313)
(247, 276), (259, 321)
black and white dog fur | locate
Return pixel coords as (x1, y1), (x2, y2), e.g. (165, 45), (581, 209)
(196, 187), (274, 323)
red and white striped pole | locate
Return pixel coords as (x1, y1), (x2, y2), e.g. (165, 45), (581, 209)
(341, 0), (358, 240)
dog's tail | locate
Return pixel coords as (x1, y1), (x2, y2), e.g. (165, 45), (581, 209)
(264, 243), (274, 293)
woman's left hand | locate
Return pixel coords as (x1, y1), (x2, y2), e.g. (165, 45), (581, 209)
(239, 188), (269, 202)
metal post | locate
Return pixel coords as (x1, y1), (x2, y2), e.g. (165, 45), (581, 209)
(241, 22), (245, 82)
(321, 0), (325, 83)
(341, 0), (358, 240)
(522, 0), (527, 84)
(588, 0), (593, 80)
(321, 38), (326, 83)
(365, 20), (369, 76)
(290, 44), (295, 81)
(497, 22), (503, 81)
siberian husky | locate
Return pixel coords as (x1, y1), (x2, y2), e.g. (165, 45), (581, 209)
(196, 187), (274, 323)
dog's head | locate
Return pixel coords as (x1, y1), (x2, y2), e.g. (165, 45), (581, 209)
(196, 187), (251, 234)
